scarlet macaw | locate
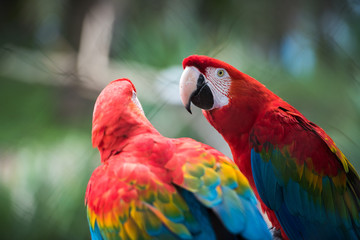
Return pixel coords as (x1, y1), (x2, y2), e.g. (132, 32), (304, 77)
(179, 55), (360, 240)
(85, 78), (271, 240)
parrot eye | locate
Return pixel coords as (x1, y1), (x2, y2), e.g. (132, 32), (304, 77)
(216, 69), (225, 77)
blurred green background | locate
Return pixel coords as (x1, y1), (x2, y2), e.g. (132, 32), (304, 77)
(1, 0), (360, 239)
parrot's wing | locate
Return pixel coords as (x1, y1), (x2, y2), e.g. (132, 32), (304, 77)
(85, 155), (204, 240)
(86, 138), (271, 240)
(167, 138), (271, 240)
(250, 105), (360, 240)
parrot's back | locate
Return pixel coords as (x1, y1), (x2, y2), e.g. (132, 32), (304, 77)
(85, 136), (271, 240)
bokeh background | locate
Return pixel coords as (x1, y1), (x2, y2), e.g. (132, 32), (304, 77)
(1, 0), (360, 239)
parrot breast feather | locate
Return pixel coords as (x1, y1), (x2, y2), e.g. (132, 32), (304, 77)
(250, 105), (360, 240)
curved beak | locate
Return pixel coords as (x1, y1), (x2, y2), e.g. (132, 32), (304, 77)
(179, 66), (199, 113)
(179, 66), (214, 114)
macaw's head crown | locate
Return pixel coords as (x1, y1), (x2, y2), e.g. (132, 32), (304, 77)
(182, 55), (244, 79)
(91, 78), (149, 162)
(92, 79), (140, 123)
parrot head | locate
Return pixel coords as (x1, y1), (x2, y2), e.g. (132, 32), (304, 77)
(179, 55), (237, 114)
(92, 78), (145, 128)
(179, 55), (257, 113)
(92, 78), (153, 162)
(179, 55), (278, 134)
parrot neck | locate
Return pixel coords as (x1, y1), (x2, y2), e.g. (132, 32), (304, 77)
(203, 77), (279, 183)
(94, 115), (161, 163)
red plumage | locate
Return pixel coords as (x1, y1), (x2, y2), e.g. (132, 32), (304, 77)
(181, 55), (360, 240)
(85, 78), (271, 240)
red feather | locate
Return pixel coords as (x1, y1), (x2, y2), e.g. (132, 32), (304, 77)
(85, 78), (271, 240)
(182, 55), (360, 240)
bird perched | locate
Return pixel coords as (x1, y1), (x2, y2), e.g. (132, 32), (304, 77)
(179, 55), (360, 240)
(85, 78), (271, 240)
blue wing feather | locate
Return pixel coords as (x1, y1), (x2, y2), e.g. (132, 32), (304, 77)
(89, 220), (104, 240)
(251, 149), (360, 240)
(180, 186), (271, 240)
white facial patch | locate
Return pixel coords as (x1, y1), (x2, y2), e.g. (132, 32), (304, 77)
(131, 91), (145, 115)
(205, 67), (231, 109)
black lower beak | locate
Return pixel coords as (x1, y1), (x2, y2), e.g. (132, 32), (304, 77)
(188, 74), (214, 113)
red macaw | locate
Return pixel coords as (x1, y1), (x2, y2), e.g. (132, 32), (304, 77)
(85, 78), (271, 240)
(179, 55), (360, 240)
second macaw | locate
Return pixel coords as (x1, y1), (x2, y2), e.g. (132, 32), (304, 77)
(179, 55), (360, 240)
(85, 78), (271, 240)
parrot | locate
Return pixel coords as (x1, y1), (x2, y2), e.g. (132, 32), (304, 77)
(179, 55), (360, 240)
(85, 78), (271, 240)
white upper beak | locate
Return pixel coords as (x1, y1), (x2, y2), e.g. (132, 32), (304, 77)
(179, 66), (200, 113)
